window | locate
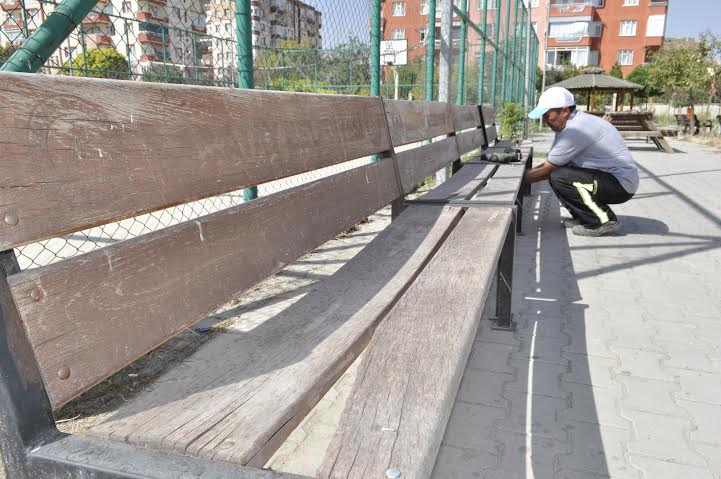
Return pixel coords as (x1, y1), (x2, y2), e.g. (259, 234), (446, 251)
(617, 49), (634, 65)
(391, 28), (405, 40)
(546, 46), (591, 68)
(421, 0), (429, 15)
(477, 0), (500, 9)
(392, 1), (406, 16)
(622, 0), (639, 5)
(121, 1), (130, 13)
(549, 22), (600, 41)
(419, 27), (427, 43)
(646, 14), (665, 37)
(619, 20), (637, 36)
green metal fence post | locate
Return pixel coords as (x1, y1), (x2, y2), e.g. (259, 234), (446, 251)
(478, 0), (488, 105)
(456, 0), (468, 105)
(235, 0), (256, 201)
(371, 0), (381, 97)
(425, 0), (437, 101)
(490, 0), (501, 107)
(0, 0), (99, 73)
(509, 0), (519, 103)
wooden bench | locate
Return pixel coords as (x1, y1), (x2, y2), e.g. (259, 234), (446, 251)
(0, 72), (528, 478)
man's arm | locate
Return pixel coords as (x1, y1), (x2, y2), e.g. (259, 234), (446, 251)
(523, 161), (557, 184)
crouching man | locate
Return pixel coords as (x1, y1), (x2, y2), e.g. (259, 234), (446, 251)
(523, 87), (639, 236)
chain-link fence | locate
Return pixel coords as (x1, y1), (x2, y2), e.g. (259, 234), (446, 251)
(1, 0), (538, 270)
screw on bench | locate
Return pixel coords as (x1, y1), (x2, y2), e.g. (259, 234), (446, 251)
(386, 468), (401, 478)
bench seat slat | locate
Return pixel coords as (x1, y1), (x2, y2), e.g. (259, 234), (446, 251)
(319, 207), (513, 479)
(0, 72), (390, 249)
(383, 100), (454, 146)
(9, 159), (400, 409)
(88, 205), (464, 466)
(395, 137), (460, 193)
(417, 163), (497, 202)
(469, 164), (526, 205)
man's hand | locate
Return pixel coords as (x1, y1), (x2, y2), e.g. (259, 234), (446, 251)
(523, 161), (557, 185)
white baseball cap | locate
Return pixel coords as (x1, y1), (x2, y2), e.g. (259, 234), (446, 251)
(528, 87), (576, 119)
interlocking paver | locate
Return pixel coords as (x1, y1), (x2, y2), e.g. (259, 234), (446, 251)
(611, 347), (675, 382)
(559, 422), (640, 478)
(562, 382), (629, 430)
(629, 455), (714, 479)
(617, 376), (686, 418)
(676, 400), (721, 446)
(623, 410), (706, 466)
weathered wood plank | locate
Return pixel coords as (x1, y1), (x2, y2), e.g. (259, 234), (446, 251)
(455, 128), (486, 156)
(417, 163), (497, 202)
(481, 105), (497, 125)
(383, 100), (454, 146)
(451, 104), (481, 131)
(89, 206), (465, 467)
(0, 72), (390, 250)
(469, 164), (525, 204)
(395, 137), (460, 193)
(318, 207), (512, 479)
(619, 131), (662, 138)
(9, 159), (400, 409)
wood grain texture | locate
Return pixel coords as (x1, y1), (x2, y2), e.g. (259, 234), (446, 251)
(455, 128), (486, 156)
(418, 163), (497, 202)
(9, 159), (400, 409)
(0, 72), (390, 249)
(395, 137), (460, 193)
(318, 207), (512, 479)
(470, 164), (525, 204)
(451, 104), (481, 131)
(383, 99), (454, 146)
(88, 206), (464, 466)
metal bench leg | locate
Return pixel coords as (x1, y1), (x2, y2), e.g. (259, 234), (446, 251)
(0, 250), (60, 479)
(391, 197), (407, 220)
(515, 197), (523, 234)
(491, 214), (516, 331)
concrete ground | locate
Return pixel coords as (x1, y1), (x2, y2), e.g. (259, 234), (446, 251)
(268, 134), (721, 478)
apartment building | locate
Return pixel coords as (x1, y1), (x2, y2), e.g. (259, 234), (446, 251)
(1, 0), (321, 80)
(532, 0), (668, 74)
(380, 0), (668, 75)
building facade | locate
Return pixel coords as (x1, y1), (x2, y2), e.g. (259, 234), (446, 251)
(1, 0), (321, 82)
(531, 0), (669, 74)
(379, 0), (668, 76)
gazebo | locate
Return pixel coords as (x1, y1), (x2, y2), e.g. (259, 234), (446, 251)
(547, 68), (642, 112)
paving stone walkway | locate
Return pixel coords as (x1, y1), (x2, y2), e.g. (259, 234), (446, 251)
(268, 134), (721, 478)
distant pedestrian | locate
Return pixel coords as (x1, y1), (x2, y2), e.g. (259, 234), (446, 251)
(522, 87), (639, 237)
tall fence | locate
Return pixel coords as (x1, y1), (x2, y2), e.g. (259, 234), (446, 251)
(1, 0), (538, 269)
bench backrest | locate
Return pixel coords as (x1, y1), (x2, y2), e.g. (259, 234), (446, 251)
(0, 72), (400, 409)
(480, 105), (499, 145)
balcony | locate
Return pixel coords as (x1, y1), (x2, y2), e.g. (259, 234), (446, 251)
(2, 20), (23, 31)
(137, 0), (167, 6)
(0, 1), (20, 12)
(550, 1), (602, 17)
(136, 11), (168, 23)
(86, 33), (113, 46)
(191, 23), (206, 33)
(82, 14), (111, 25)
(138, 32), (169, 45)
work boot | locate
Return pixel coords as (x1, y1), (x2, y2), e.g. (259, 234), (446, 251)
(572, 221), (620, 237)
(562, 218), (581, 228)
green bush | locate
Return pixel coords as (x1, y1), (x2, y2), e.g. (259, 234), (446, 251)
(60, 47), (130, 79)
(501, 101), (525, 140)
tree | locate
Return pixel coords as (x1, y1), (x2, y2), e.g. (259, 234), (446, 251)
(626, 65), (662, 99)
(500, 102), (525, 140)
(609, 62), (623, 79)
(141, 63), (186, 84)
(648, 33), (718, 108)
(60, 47), (130, 79)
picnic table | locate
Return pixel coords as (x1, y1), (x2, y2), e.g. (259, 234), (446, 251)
(588, 111), (674, 153)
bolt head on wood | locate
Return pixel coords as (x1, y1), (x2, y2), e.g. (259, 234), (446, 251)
(30, 287), (44, 301)
(386, 468), (401, 479)
(4, 212), (19, 226)
(58, 366), (71, 380)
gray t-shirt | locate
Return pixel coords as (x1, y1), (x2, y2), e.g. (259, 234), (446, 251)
(547, 111), (639, 194)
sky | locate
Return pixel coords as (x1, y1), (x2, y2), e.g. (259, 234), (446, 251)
(666, 0), (721, 39)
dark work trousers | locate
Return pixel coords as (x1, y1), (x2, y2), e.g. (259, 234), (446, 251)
(548, 166), (634, 227)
